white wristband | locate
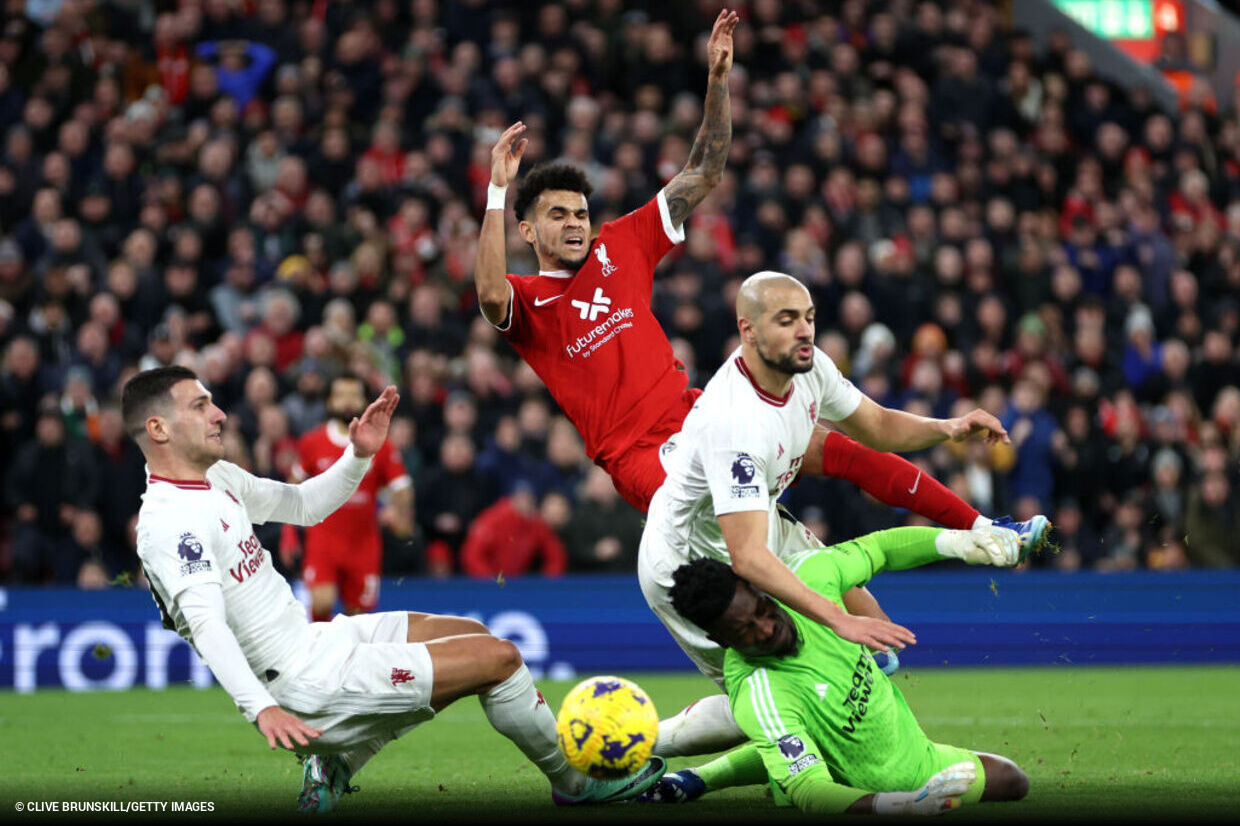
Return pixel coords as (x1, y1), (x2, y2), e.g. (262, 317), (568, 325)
(487, 183), (508, 211)
(872, 791), (912, 815)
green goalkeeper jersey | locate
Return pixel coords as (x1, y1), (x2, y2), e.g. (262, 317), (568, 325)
(723, 529), (941, 807)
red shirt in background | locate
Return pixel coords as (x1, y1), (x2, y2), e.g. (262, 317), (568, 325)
(459, 497), (567, 578)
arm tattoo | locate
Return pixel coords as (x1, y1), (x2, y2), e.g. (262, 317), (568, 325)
(664, 74), (731, 226)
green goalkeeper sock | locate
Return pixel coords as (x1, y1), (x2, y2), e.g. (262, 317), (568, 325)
(695, 743), (768, 790)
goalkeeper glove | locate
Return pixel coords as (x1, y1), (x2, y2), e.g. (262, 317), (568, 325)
(937, 526), (1019, 567)
(872, 761), (975, 816)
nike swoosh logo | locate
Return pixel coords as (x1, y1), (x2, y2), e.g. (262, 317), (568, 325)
(533, 295), (563, 307)
(908, 471), (921, 495)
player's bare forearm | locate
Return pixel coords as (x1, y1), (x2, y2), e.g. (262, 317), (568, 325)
(841, 586), (891, 622)
(837, 397), (951, 454)
(476, 121), (525, 326)
(475, 209), (510, 326)
(720, 511), (915, 650)
(664, 74), (730, 227)
(733, 542), (855, 632)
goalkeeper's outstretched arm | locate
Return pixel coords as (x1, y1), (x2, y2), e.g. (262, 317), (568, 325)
(787, 762), (977, 815)
(845, 526), (1020, 578)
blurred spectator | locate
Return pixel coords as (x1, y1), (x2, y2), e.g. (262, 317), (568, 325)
(460, 482), (567, 579)
(1001, 378), (1058, 511)
(4, 399), (98, 582)
(194, 40), (277, 110)
(1045, 499), (1098, 571)
(0, 336), (45, 469)
(561, 467), (643, 573)
(417, 433), (493, 574)
(91, 404), (145, 562)
(1096, 493), (1148, 572)
(1184, 471), (1240, 567)
(64, 509), (116, 583)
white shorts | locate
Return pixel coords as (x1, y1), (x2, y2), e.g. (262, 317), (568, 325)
(269, 611), (435, 751)
(638, 503), (823, 687)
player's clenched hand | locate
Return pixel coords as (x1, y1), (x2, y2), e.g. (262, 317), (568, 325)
(831, 613), (916, 652)
(945, 408), (1009, 446)
(873, 761), (976, 815)
(256, 706), (322, 751)
(706, 9), (740, 79)
(349, 385), (399, 458)
(491, 122), (528, 188)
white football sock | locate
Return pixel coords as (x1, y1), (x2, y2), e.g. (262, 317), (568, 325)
(339, 734), (392, 776)
(479, 665), (585, 796)
(653, 693), (746, 758)
(972, 514), (993, 529)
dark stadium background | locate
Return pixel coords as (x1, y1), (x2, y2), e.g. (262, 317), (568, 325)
(1, 0), (1238, 694)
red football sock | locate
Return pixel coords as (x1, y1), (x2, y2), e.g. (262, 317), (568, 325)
(818, 431), (980, 529)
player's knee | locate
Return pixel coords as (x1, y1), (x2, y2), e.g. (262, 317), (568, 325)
(488, 637), (524, 678)
(1006, 764), (1030, 801)
(983, 757), (1029, 802)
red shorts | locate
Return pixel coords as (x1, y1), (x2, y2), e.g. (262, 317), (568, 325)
(604, 388), (702, 513)
(302, 537), (381, 613)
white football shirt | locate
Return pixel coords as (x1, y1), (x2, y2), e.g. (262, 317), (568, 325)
(645, 346), (862, 563)
(136, 460), (311, 678)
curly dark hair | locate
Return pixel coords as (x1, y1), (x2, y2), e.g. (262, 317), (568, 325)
(513, 163), (593, 220)
(670, 558), (741, 632)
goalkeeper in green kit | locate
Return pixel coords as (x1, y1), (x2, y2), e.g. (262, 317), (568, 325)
(647, 527), (1030, 815)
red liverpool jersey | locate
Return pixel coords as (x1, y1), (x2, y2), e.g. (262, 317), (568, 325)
(497, 192), (689, 468)
(292, 421), (411, 556)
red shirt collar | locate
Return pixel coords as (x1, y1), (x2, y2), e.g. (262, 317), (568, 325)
(735, 356), (794, 407)
(149, 474), (212, 490)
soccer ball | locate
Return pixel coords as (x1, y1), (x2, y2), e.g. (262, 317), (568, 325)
(555, 675), (659, 779)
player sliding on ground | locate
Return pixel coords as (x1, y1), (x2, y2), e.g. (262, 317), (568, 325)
(124, 367), (665, 813)
(638, 272), (1044, 756)
(642, 537), (1030, 814)
(473, 8), (1048, 757)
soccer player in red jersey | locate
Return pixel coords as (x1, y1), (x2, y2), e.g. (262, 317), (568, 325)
(473, 9), (1047, 755)
(285, 373), (412, 621)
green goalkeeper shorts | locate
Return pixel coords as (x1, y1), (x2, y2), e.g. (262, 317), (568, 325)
(913, 742), (986, 805)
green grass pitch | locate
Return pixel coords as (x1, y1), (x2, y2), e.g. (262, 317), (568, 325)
(2, 666), (1237, 822)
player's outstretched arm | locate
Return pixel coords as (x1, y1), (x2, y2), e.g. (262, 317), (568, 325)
(662, 9), (739, 227)
(177, 583), (321, 748)
(842, 586), (891, 622)
(348, 385), (399, 458)
(237, 388), (395, 527)
(718, 510), (916, 652)
(836, 396), (1010, 454)
(476, 121), (528, 326)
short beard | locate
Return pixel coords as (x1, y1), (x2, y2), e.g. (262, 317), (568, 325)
(534, 228), (588, 272)
(559, 250), (589, 270)
(756, 340), (814, 376)
(329, 408), (364, 424)
(191, 442), (224, 470)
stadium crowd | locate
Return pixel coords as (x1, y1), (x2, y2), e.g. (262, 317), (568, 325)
(2, 0), (1240, 588)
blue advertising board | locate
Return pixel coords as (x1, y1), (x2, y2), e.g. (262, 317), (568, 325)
(1, 570), (1237, 692)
